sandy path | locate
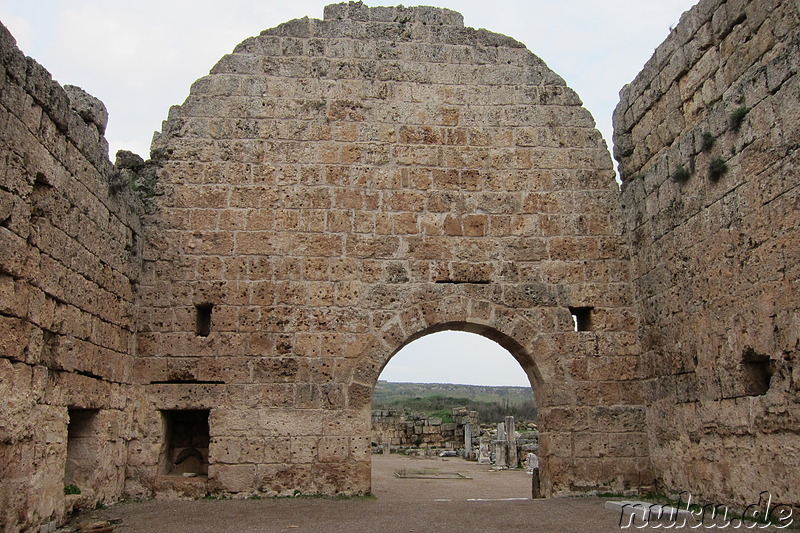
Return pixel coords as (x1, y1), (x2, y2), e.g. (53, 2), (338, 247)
(65, 455), (755, 532)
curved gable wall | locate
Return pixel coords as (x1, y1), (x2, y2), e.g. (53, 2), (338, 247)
(135, 2), (647, 497)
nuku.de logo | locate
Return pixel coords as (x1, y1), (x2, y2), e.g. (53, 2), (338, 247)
(619, 491), (794, 529)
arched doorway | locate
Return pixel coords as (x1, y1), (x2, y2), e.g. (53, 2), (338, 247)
(368, 323), (543, 500)
(375, 322), (545, 406)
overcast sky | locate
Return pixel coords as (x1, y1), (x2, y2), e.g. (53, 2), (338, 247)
(382, 331), (531, 387)
(0, 0), (698, 386)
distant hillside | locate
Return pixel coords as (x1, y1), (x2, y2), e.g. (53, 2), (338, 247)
(372, 381), (537, 424)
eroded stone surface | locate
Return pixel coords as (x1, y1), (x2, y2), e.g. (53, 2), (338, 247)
(135, 0), (644, 503)
(0, 20), (141, 532)
(64, 84), (109, 134)
(2, 0), (799, 531)
(614, 0), (800, 510)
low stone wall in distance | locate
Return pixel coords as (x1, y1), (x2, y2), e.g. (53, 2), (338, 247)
(371, 408), (478, 451)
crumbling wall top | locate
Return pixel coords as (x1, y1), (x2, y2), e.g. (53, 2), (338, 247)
(323, 2), (464, 27)
(254, 2), (523, 50)
(64, 84), (109, 135)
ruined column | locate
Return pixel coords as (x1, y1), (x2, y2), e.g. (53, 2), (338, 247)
(464, 422), (473, 459)
(478, 435), (491, 464)
(505, 416), (518, 468)
(494, 422), (507, 467)
(532, 467), (542, 499)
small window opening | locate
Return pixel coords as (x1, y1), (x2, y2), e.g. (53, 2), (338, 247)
(569, 307), (593, 332)
(160, 410), (210, 476)
(741, 347), (772, 396)
(65, 409), (99, 493)
(34, 172), (54, 189)
(195, 303), (213, 337)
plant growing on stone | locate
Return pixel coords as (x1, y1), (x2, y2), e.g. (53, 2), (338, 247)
(429, 410), (455, 423)
(709, 157), (728, 181)
(729, 107), (749, 132)
(671, 166), (691, 182)
(64, 484), (81, 495)
(701, 132), (715, 151)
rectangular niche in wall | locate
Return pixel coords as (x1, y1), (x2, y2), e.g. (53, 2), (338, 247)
(569, 306), (593, 332)
(160, 410), (210, 477)
(195, 303), (213, 337)
(65, 409), (100, 493)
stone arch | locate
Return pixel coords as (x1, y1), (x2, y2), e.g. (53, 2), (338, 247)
(134, 2), (651, 498)
(353, 301), (554, 488)
(346, 296), (559, 496)
(348, 297), (547, 409)
(386, 322), (543, 392)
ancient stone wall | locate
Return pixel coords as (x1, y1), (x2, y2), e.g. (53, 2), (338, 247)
(371, 408), (477, 450)
(135, 2), (648, 499)
(10, 0), (797, 527)
(614, 0), (799, 508)
(0, 23), (142, 532)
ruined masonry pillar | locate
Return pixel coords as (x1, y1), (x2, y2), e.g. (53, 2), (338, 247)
(495, 422), (507, 467)
(478, 436), (491, 464)
(505, 416), (518, 468)
(464, 422), (473, 459)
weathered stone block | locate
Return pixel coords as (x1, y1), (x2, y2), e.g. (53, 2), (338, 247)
(318, 436), (349, 462)
(258, 463), (313, 495)
(208, 464), (257, 493)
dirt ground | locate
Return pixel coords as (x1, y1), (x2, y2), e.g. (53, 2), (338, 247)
(64, 455), (785, 532)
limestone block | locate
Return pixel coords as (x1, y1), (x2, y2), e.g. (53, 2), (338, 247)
(258, 463), (313, 495)
(312, 461), (370, 495)
(258, 409), (324, 437)
(212, 436), (261, 464)
(317, 436), (349, 462)
(573, 432), (609, 458)
(63, 85), (108, 134)
(0, 315), (31, 361)
(290, 436), (320, 464)
(208, 463), (257, 493)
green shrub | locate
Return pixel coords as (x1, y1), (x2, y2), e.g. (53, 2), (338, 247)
(64, 484), (81, 495)
(729, 107), (749, 132)
(429, 410), (455, 423)
(701, 132), (715, 151)
(709, 157), (728, 181)
(671, 166), (691, 182)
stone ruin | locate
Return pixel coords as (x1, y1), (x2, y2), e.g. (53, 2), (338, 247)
(371, 407), (478, 453)
(372, 409), (538, 470)
(0, 0), (798, 530)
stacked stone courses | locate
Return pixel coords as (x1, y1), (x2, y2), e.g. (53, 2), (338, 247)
(1, 0), (798, 530)
(614, 0), (799, 510)
(0, 20), (142, 532)
(134, 0), (646, 503)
